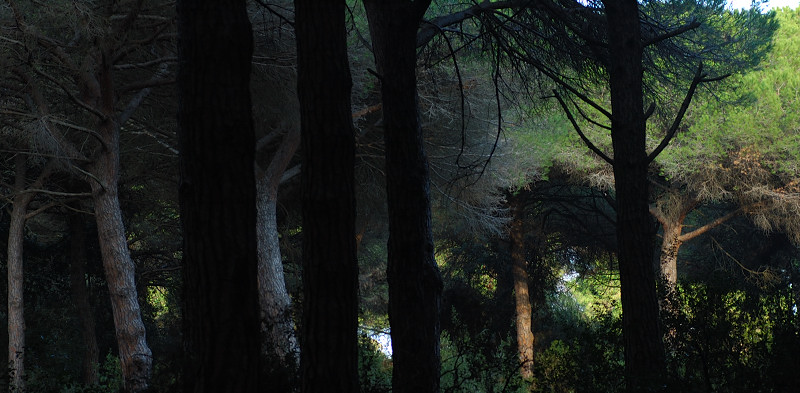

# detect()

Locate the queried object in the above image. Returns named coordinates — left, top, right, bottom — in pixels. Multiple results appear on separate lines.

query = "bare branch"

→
left=31, top=67, right=106, bottom=120
left=417, top=0, right=524, bottom=48
left=679, top=206, right=743, bottom=242
left=647, top=63, right=726, bottom=163
left=553, top=90, right=613, bottom=165
left=113, top=56, right=178, bottom=70
left=643, top=17, right=700, bottom=47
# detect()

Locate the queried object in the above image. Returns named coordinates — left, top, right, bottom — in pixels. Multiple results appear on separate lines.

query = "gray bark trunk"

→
left=256, top=178, right=299, bottom=366
left=92, top=174, right=152, bottom=392
left=93, top=55, right=152, bottom=391
left=7, top=189, right=27, bottom=392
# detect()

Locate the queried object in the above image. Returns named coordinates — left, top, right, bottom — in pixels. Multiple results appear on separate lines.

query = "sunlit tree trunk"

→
left=364, top=1, right=443, bottom=392
left=659, top=222, right=682, bottom=289
left=295, top=1, right=359, bottom=391
left=510, top=196, right=534, bottom=380
left=177, top=0, right=262, bottom=391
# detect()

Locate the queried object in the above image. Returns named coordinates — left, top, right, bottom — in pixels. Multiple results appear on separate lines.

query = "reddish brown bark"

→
left=510, top=197, right=534, bottom=380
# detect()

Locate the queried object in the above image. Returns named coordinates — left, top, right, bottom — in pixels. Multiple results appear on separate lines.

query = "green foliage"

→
left=358, top=334, right=392, bottom=393
left=23, top=353, right=122, bottom=393
left=663, top=280, right=800, bottom=392
left=440, top=324, right=524, bottom=393
left=533, top=289, right=624, bottom=393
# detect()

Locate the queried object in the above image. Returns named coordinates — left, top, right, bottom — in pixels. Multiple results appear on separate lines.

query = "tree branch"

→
left=647, top=63, right=727, bottom=163
left=679, top=206, right=743, bottom=242
left=552, top=90, right=613, bottom=165
left=416, top=0, right=524, bottom=48
left=643, top=17, right=700, bottom=47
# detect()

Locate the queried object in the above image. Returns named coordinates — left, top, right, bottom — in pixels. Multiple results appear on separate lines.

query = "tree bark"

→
left=7, top=155, right=30, bottom=392
left=364, top=2, right=443, bottom=392
left=510, top=196, right=534, bottom=381
left=92, top=48, right=152, bottom=393
left=604, top=0, right=666, bottom=390
left=659, top=222, right=682, bottom=289
left=295, top=1, right=359, bottom=392
left=69, top=210, right=100, bottom=386
left=255, top=126, right=300, bottom=369
left=177, top=0, right=262, bottom=391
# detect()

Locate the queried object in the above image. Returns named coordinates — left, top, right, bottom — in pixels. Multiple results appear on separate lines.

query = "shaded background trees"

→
left=0, top=1, right=798, bottom=393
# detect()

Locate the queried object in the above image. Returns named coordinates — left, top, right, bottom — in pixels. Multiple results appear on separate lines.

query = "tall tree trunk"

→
left=364, top=2, right=443, bottom=392
left=295, top=1, right=359, bottom=392
left=7, top=156, right=52, bottom=392
left=177, top=0, right=262, bottom=391
left=7, top=155, right=30, bottom=393
left=510, top=196, right=534, bottom=381
left=605, top=1, right=666, bottom=390
left=92, top=50, right=152, bottom=393
left=69, top=210, right=100, bottom=386
left=256, top=126, right=300, bottom=369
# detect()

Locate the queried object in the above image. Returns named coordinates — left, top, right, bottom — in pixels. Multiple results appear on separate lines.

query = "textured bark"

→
left=510, top=197, right=534, bottom=380
left=69, top=210, right=100, bottom=386
left=7, top=155, right=53, bottom=392
left=177, top=0, right=262, bottom=391
left=256, top=126, right=300, bottom=368
left=659, top=223, right=682, bottom=289
left=7, top=155, right=29, bottom=392
left=605, top=1, right=666, bottom=390
left=92, top=49, right=152, bottom=393
left=364, top=2, right=443, bottom=392
left=295, top=1, right=359, bottom=391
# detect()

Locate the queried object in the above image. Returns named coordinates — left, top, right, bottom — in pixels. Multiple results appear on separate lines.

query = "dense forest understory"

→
left=1, top=0, right=799, bottom=392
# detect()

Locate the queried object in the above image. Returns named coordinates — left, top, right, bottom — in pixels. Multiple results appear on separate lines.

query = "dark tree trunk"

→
left=69, top=210, right=100, bottom=386
left=364, top=2, right=443, bottom=392
left=177, top=0, right=261, bottom=391
left=7, top=155, right=30, bottom=392
left=510, top=196, right=534, bottom=381
left=605, top=1, right=666, bottom=390
left=295, top=1, right=359, bottom=392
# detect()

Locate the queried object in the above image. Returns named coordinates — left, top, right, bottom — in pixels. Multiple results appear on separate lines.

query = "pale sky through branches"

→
left=728, top=0, right=799, bottom=10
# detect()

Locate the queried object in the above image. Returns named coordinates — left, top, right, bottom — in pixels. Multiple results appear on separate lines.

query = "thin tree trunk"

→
left=7, top=155, right=29, bottom=393
left=659, top=223, right=682, bottom=291
left=510, top=197, right=534, bottom=381
left=177, top=0, right=262, bottom=391
left=256, top=125, right=301, bottom=369
left=364, top=2, right=443, bottom=392
left=92, top=50, right=152, bottom=393
left=69, top=210, right=100, bottom=386
left=605, top=1, right=666, bottom=390
left=295, top=1, right=359, bottom=391
left=7, top=155, right=52, bottom=392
